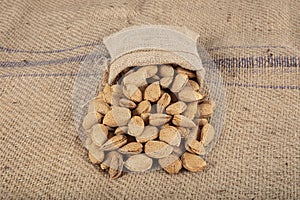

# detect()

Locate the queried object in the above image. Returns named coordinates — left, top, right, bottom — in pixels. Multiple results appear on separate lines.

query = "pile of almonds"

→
left=82, top=64, right=215, bottom=179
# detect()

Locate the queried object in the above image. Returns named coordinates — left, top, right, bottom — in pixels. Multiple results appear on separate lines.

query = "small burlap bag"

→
left=73, top=25, right=226, bottom=159
left=0, top=0, right=299, bottom=199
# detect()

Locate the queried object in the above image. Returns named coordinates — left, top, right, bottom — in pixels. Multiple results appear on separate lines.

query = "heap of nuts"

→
left=82, top=64, right=215, bottom=179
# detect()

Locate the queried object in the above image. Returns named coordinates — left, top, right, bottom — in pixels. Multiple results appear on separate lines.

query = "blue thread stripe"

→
left=0, top=44, right=297, bottom=54
left=0, top=55, right=299, bottom=68
left=0, top=72, right=298, bottom=90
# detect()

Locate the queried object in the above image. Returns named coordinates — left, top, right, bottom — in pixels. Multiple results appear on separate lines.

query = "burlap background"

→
left=0, top=0, right=299, bottom=199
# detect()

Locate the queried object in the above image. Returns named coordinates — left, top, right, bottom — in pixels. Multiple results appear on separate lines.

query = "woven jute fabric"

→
left=0, top=0, right=299, bottom=199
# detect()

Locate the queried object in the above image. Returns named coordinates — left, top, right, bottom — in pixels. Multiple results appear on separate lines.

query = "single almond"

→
left=151, top=75, right=160, bottom=81
left=172, top=115, right=196, bottom=128
left=82, top=112, right=103, bottom=130
left=149, top=114, right=172, bottom=126
left=88, top=99, right=111, bottom=115
left=176, top=67, right=196, bottom=78
left=123, top=84, right=143, bottom=102
left=156, top=93, right=171, bottom=113
left=118, top=142, right=143, bottom=155
left=173, top=145, right=185, bottom=156
left=158, top=153, right=182, bottom=174
left=100, top=135, right=127, bottom=151
left=133, top=100, right=151, bottom=115
left=187, top=80, right=200, bottom=91
left=186, top=139, right=206, bottom=155
left=91, top=124, right=108, bottom=146
left=177, top=127, right=191, bottom=138
left=95, top=92, right=105, bottom=102
left=145, top=140, right=173, bottom=159
left=178, top=87, right=204, bottom=102
left=200, top=123, right=215, bottom=146
left=123, top=71, right=147, bottom=87
left=159, top=125, right=181, bottom=147
left=158, top=64, right=174, bottom=77
left=181, top=152, right=206, bottom=172
left=114, top=126, right=128, bottom=135
left=198, top=102, right=214, bottom=118
left=140, top=112, right=150, bottom=124
left=108, top=151, right=123, bottom=179
left=160, top=76, right=173, bottom=88
left=166, top=101, right=187, bottom=115
left=103, top=107, right=131, bottom=127
left=128, top=116, right=144, bottom=137
left=137, top=65, right=158, bottom=78
left=136, top=126, right=159, bottom=143
left=119, top=98, right=136, bottom=109
left=170, top=74, right=188, bottom=93
left=88, top=150, right=104, bottom=164
left=103, top=84, right=124, bottom=105
left=193, top=118, right=208, bottom=126
left=183, top=101, right=198, bottom=119
left=144, top=81, right=161, bottom=102
left=124, top=154, right=153, bottom=172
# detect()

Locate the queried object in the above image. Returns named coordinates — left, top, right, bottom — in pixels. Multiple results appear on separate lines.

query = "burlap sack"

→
left=0, top=0, right=299, bottom=199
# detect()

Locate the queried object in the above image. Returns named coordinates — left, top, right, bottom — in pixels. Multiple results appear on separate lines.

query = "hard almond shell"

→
left=159, top=126, right=181, bottom=147
left=186, top=139, right=206, bottom=155
left=118, top=142, right=143, bottom=155
left=140, top=112, right=150, bottom=124
left=136, top=126, right=159, bottom=143
left=137, top=65, right=158, bottom=78
left=91, top=124, right=108, bottom=146
left=123, top=84, right=143, bottom=102
left=123, top=71, right=148, bottom=87
left=144, top=141, right=173, bottom=159
left=172, top=115, right=196, bottom=128
left=158, top=64, right=174, bottom=77
left=181, top=152, right=206, bottom=172
left=144, top=81, right=161, bottom=102
left=178, top=88, right=205, bottom=102
left=166, top=101, right=187, bottom=115
left=114, top=126, right=128, bottom=135
left=172, top=145, right=185, bottom=156
left=82, top=112, right=103, bottom=130
left=119, top=98, right=136, bottom=109
left=177, top=127, right=191, bottom=138
left=88, top=99, right=111, bottom=115
left=103, top=107, right=131, bottom=127
left=176, top=67, right=196, bottom=78
left=156, top=93, right=171, bottom=113
left=183, top=101, right=198, bottom=119
left=149, top=114, right=172, bottom=126
left=124, top=154, right=153, bottom=172
left=128, top=116, right=144, bottom=137
left=103, top=84, right=124, bottom=105
left=187, top=80, right=200, bottom=91
left=160, top=76, right=173, bottom=88
left=170, top=74, right=188, bottom=93
left=158, top=153, right=182, bottom=174
left=88, top=150, right=105, bottom=164
left=201, top=123, right=215, bottom=146
left=133, top=100, right=151, bottom=115
left=198, top=103, right=214, bottom=118
left=108, top=151, right=123, bottom=179
left=193, top=118, right=208, bottom=126
left=100, top=135, right=127, bottom=151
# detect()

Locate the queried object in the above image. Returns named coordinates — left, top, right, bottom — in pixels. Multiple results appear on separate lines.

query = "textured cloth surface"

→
left=0, top=0, right=299, bottom=199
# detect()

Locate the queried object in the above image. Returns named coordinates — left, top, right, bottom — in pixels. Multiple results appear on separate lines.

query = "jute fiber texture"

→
left=0, top=0, right=299, bottom=199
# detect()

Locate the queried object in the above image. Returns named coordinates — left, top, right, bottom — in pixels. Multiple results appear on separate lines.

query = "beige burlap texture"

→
left=0, top=0, right=299, bottom=199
